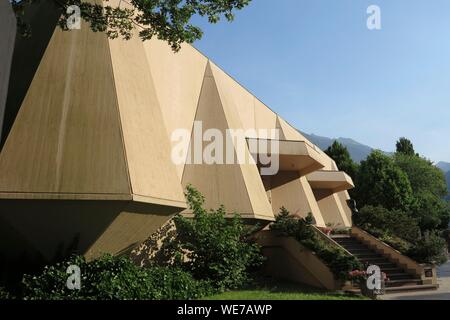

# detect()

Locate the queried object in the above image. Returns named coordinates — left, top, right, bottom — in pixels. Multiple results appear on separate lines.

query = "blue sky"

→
left=191, top=0, right=450, bottom=163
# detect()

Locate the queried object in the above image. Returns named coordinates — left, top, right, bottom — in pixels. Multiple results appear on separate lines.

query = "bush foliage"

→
left=0, top=287, right=11, bottom=300
left=353, top=205, right=420, bottom=243
left=407, top=232, right=448, bottom=265
left=20, top=255, right=214, bottom=300
left=165, top=185, right=265, bottom=290
left=354, top=206, right=448, bottom=264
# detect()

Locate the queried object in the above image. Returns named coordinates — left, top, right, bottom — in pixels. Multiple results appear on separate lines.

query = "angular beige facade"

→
left=0, top=1, right=354, bottom=274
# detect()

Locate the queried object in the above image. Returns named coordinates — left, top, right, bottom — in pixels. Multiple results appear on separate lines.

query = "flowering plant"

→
left=348, top=269, right=389, bottom=283
left=348, top=270, right=367, bottom=283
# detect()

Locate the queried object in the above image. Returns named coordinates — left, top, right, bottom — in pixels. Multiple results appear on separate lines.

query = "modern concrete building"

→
left=0, top=0, right=350, bottom=273
left=0, top=0, right=353, bottom=266
left=0, top=0, right=435, bottom=292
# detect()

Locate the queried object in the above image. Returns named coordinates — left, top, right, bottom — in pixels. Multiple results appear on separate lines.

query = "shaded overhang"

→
left=306, top=170, right=354, bottom=200
left=247, top=138, right=326, bottom=176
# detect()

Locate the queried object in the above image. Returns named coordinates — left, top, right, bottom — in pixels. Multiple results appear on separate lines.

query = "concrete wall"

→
left=257, top=231, right=343, bottom=290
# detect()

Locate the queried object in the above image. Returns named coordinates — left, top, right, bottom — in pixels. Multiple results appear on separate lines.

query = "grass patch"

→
left=202, top=279, right=367, bottom=300
left=203, top=290, right=365, bottom=300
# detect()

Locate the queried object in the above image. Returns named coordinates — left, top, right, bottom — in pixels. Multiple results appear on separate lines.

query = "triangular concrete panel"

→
left=317, top=193, right=351, bottom=228
left=182, top=63, right=274, bottom=220
left=270, top=172, right=326, bottom=227
left=277, top=116, right=305, bottom=141
left=254, top=99, right=277, bottom=132
left=209, top=62, right=274, bottom=220
left=143, top=39, right=208, bottom=180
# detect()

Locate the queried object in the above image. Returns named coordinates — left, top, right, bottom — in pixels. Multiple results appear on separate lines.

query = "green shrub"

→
left=21, top=254, right=214, bottom=300
left=411, top=191, right=450, bottom=232
left=353, top=205, right=420, bottom=243
left=407, top=232, right=448, bottom=265
left=354, top=205, right=448, bottom=265
left=270, top=208, right=362, bottom=280
left=0, top=287, right=11, bottom=300
left=378, top=234, right=412, bottom=253
left=164, top=185, right=265, bottom=290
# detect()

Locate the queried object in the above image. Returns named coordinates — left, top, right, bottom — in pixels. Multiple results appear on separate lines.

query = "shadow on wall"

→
left=0, top=199, right=178, bottom=288
left=0, top=200, right=119, bottom=288
left=1, top=0, right=61, bottom=148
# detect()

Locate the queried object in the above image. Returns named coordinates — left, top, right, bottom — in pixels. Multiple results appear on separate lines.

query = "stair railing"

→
left=311, top=224, right=353, bottom=256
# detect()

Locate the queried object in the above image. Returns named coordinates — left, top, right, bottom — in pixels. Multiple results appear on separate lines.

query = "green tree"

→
left=168, top=185, right=264, bottom=290
left=394, top=153, right=447, bottom=197
left=412, top=192, right=450, bottom=232
left=396, top=137, right=416, bottom=156
left=12, top=0, right=251, bottom=51
left=325, top=141, right=358, bottom=179
left=353, top=205, right=421, bottom=243
left=355, top=151, right=414, bottom=211
left=394, top=153, right=450, bottom=232
left=407, top=231, right=448, bottom=265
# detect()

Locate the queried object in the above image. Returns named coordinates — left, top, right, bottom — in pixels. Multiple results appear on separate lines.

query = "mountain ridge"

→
left=302, top=132, right=382, bottom=163
left=437, top=162, right=450, bottom=173
left=303, top=132, right=450, bottom=200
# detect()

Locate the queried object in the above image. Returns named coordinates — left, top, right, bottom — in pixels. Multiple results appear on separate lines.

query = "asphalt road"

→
left=382, top=261, right=450, bottom=300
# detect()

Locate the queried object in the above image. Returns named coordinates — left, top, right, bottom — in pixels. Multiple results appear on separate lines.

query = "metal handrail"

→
left=311, top=224, right=354, bottom=256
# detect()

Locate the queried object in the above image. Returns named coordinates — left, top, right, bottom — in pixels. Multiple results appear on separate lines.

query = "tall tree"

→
left=325, top=141, right=358, bottom=180
left=355, top=151, right=414, bottom=212
left=12, top=0, right=252, bottom=51
left=395, top=153, right=450, bottom=231
left=396, top=137, right=416, bottom=156
left=394, top=154, right=447, bottom=198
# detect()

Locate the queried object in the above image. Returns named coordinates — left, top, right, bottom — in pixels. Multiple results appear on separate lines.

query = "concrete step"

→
left=382, top=267, right=406, bottom=273
left=347, top=248, right=374, bottom=254
left=370, top=262, right=398, bottom=268
left=386, top=273, right=417, bottom=280
left=331, top=235, right=351, bottom=239
left=359, top=257, right=391, bottom=263
left=343, top=244, right=370, bottom=250
left=385, top=279, right=422, bottom=287
left=385, top=284, right=439, bottom=294
left=332, top=236, right=439, bottom=296
left=354, top=253, right=382, bottom=259
left=334, top=239, right=361, bottom=244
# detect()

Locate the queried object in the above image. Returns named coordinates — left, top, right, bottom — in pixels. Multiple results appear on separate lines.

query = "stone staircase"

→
left=332, top=235, right=438, bottom=293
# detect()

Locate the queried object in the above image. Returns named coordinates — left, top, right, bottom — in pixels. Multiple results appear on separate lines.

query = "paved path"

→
left=381, top=261, right=450, bottom=300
